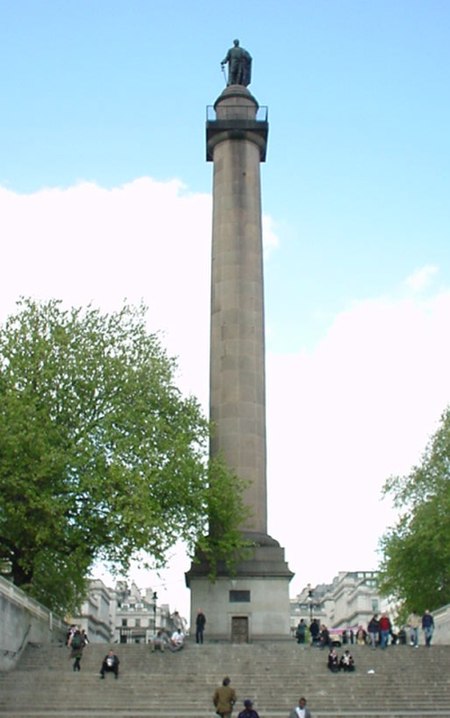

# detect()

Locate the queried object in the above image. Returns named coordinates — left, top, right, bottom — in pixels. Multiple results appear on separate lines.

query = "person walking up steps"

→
left=69, top=629, right=85, bottom=672
left=213, top=676, right=236, bottom=718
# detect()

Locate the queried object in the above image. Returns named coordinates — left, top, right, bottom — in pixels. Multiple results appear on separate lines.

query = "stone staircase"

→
left=1, top=640, right=450, bottom=717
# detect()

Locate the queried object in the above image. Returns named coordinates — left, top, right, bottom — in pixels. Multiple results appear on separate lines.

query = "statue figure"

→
left=221, top=39, right=252, bottom=87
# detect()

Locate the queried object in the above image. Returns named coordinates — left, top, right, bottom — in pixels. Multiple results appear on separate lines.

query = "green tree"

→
left=0, top=299, right=247, bottom=614
left=379, top=407, right=450, bottom=613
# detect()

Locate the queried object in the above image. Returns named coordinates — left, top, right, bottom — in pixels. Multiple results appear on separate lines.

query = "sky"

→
left=1, top=0, right=450, bottom=621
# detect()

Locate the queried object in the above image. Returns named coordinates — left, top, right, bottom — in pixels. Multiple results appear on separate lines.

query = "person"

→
left=379, top=612, right=391, bottom=649
left=170, top=610, right=186, bottom=632
left=339, top=649, right=355, bottom=672
left=319, top=624, right=330, bottom=649
left=169, top=627, right=185, bottom=652
left=238, top=699, right=260, bottom=718
left=150, top=629, right=168, bottom=653
left=196, top=609, right=206, bottom=644
left=69, top=629, right=86, bottom=672
left=408, top=612, right=420, bottom=647
left=66, top=624, right=77, bottom=646
left=295, top=619, right=306, bottom=644
left=213, top=676, right=236, bottom=718
left=288, top=696, right=312, bottom=718
left=309, top=618, right=320, bottom=646
left=221, top=39, right=252, bottom=87
left=355, top=626, right=367, bottom=645
left=367, top=614, right=379, bottom=648
left=422, top=609, right=434, bottom=647
left=327, top=647, right=339, bottom=673
left=100, top=649, right=120, bottom=679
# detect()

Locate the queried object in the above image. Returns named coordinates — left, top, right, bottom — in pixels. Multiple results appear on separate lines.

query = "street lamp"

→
left=307, top=584, right=314, bottom=622
left=152, top=592, right=158, bottom=632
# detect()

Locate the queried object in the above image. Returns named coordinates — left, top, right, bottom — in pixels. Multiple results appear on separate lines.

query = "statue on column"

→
left=221, top=39, right=252, bottom=87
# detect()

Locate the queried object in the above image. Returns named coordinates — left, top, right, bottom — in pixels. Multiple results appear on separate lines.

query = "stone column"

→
left=186, top=85, right=292, bottom=641
left=208, top=85, right=268, bottom=537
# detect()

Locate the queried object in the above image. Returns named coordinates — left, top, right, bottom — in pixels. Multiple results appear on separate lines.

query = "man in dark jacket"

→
left=100, top=650, right=120, bottom=679
left=238, top=699, right=260, bottom=718
left=196, top=609, right=206, bottom=644
left=422, top=610, right=435, bottom=647
left=368, top=615, right=379, bottom=648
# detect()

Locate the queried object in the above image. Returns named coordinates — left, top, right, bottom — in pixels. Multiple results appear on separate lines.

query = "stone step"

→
left=1, top=642, right=449, bottom=717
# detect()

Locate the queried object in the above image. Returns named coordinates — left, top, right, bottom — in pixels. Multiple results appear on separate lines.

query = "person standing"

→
left=196, top=609, right=206, bottom=644
left=289, top=696, right=312, bottom=718
left=407, top=613, right=420, bottom=647
left=309, top=618, right=320, bottom=646
left=367, top=615, right=379, bottom=649
left=379, top=612, right=391, bottom=649
left=422, top=610, right=435, bottom=647
left=213, top=676, right=236, bottom=718
left=295, top=619, right=306, bottom=644
left=238, top=699, right=260, bottom=718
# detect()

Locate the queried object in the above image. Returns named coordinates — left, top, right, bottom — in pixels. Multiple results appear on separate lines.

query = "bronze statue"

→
left=221, top=39, right=252, bottom=87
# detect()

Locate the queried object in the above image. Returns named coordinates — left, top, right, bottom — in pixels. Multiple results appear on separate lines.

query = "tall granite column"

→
left=186, top=85, right=293, bottom=641
left=209, top=85, right=268, bottom=541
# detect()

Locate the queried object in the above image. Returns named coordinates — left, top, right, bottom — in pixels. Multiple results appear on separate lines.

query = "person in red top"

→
left=379, top=613, right=391, bottom=649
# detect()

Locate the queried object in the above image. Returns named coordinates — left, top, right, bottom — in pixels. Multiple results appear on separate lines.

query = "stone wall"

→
left=433, top=603, right=450, bottom=644
left=0, top=576, right=66, bottom=671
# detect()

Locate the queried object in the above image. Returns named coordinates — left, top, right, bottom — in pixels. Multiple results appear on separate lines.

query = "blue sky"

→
left=2, top=1, right=450, bottom=617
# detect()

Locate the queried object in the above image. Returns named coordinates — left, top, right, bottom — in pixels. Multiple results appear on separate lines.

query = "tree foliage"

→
left=378, top=407, right=450, bottom=613
left=0, top=299, right=247, bottom=614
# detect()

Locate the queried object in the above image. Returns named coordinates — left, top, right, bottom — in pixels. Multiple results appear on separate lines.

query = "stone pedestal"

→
left=186, top=86, right=292, bottom=640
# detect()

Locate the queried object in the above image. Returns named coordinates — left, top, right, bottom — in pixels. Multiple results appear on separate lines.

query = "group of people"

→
left=149, top=608, right=206, bottom=652
left=327, top=648, right=355, bottom=673
left=296, top=609, right=435, bottom=651
left=366, top=610, right=435, bottom=648
left=213, top=677, right=312, bottom=718
left=149, top=627, right=185, bottom=652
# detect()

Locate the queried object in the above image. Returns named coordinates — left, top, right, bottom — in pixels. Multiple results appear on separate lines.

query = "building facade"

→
left=290, top=571, right=390, bottom=636
left=73, top=579, right=176, bottom=643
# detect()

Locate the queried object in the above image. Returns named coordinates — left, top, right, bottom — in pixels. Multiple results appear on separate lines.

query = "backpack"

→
left=71, top=634, right=82, bottom=649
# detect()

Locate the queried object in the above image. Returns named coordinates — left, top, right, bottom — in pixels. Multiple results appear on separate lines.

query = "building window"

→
left=229, top=590, right=250, bottom=602
left=122, top=619, right=127, bottom=627
left=372, top=599, right=379, bottom=612
left=135, top=618, right=141, bottom=627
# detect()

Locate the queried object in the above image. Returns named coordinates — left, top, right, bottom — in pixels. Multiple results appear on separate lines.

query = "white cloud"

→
left=404, top=264, right=438, bottom=292
left=267, top=282, right=450, bottom=595
left=0, top=178, right=212, bottom=403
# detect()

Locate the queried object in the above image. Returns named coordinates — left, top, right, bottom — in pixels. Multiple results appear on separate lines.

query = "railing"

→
left=206, top=105, right=268, bottom=122
left=0, top=575, right=64, bottom=629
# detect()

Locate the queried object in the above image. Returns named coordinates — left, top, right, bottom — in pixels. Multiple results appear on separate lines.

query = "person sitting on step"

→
left=169, top=627, right=185, bottom=652
left=339, top=649, right=355, bottom=672
left=327, top=647, right=339, bottom=672
left=100, top=649, right=120, bottom=679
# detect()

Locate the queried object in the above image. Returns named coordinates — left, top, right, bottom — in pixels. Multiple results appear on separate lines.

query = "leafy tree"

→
left=0, top=299, right=247, bottom=614
left=379, top=407, right=450, bottom=613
